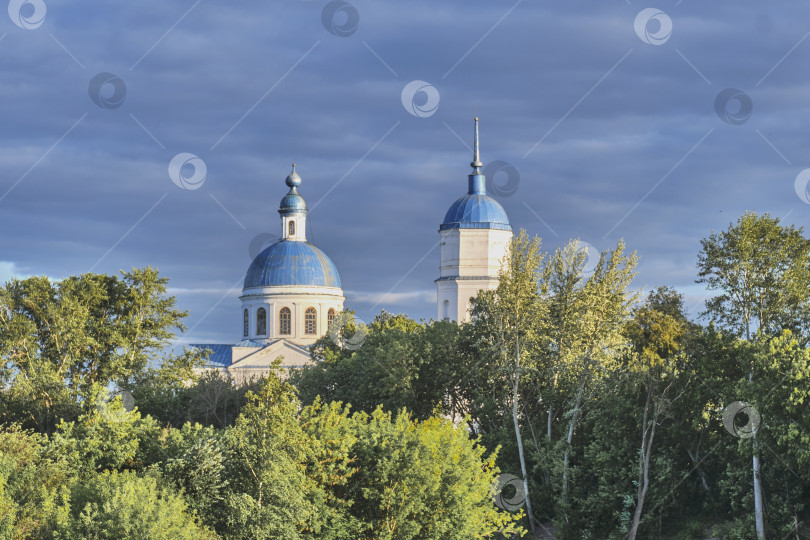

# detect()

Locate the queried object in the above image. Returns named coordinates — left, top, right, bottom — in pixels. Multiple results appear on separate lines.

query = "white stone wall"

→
left=240, top=286, right=344, bottom=346
left=281, top=213, right=307, bottom=241
left=437, top=227, right=512, bottom=321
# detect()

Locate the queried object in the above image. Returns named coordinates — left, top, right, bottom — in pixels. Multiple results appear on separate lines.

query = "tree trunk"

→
left=748, top=372, right=765, bottom=539
left=511, top=338, right=536, bottom=537
left=512, top=374, right=536, bottom=536
left=561, top=379, right=586, bottom=508
left=753, top=441, right=765, bottom=539
left=628, top=385, right=657, bottom=540
left=687, top=449, right=712, bottom=497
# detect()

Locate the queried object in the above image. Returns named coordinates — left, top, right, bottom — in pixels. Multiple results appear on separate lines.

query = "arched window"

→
left=305, top=307, right=317, bottom=335
left=442, top=299, right=450, bottom=320
left=243, top=309, right=249, bottom=337
left=288, top=220, right=295, bottom=236
left=327, top=308, right=336, bottom=329
left=256, top=308, right=267, bottom=335
left=279, top=307, right=291, bottom=335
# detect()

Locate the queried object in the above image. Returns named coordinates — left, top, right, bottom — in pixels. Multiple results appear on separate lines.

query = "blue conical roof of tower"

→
left=440, top=118, right=511, bottom=231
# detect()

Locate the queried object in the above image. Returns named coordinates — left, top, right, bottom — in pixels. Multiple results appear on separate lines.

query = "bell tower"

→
left=436, top=118, right=513, bottom=322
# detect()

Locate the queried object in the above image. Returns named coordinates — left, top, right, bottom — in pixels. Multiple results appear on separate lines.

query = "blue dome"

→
left=279, top=191, right=306, bottom=212
left=244, top=241, right=341, bottom=288
left=440, top=193, right=511, bottom=231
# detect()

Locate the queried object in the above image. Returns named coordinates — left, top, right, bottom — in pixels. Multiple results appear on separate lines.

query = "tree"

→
left=300, top=402, right=524, bottom=539
left=0, top=268, right=199, bottom=433
left=697, top=211, right=810, bottom=340
left=298, top=399, right=362, bottom=539
left=0, top=425, right=73, bottom=538
left=292, top=312, right=462, bottom=421
left=468, top=229, right=545, bottom=536
left=543, top=239, right=638, bottom=522
left=623, top=287, right=691, bottom=539
left=697, top=211, right=810, bottom=538
left=59, top=470, right=213, bottom=539
left=158, top=422, right=230, bottom=532
left=132, top=365, right=257, bottom=429
left=49, top=385, right=161, bottom=476
left=742, top=331, right=810, bottom=538
left=223, top=360, right=313, bottom=539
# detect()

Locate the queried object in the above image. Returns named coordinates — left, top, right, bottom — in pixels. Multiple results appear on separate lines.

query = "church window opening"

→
left=288, top=220, right=295, bottom=236
left=305, top=307, right=317, bottom=335
left=279, top=307, right=291, bottom=335
left=243, top=309, right=249, bottom=337
left=327, top=308, right=336, bottom=329
left=256, top=308, right=267, bottom=335
left=442, top=299, right=450, bottom=320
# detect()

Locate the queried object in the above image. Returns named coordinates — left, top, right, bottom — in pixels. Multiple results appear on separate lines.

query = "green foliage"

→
left=58, top=470, right=212, bottom=539
left=299, top=401, right=524, bottom=539
left=159, top=423, right=230, bottom=531
left=0, top=268, right=195, bottom=433
left=697, top=211, right=810, bottom=340
left=299, top=399, right=362, bottom=539
left=0, top=425, right=73, bottom=538
left=49, top=386, right=158, bottom=475
left=222, top=360, right=313, bottom=539
left=292, top=311, right=463, bottom=420
left=133, top=362, right=256, bottom=429
left=1, top=215, right=810, bottom=538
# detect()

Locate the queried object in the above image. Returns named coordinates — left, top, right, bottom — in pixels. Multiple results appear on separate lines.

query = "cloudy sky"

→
left=2, top=0, right=809, bottom=345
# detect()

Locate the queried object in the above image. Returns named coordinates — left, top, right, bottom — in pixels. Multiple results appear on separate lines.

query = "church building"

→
left=194, top=118, right=510, bottom=381
left=193, top=165, right=344, bottom=383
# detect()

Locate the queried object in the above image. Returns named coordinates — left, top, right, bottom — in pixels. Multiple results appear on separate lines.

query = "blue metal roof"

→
left=244, top=240, right=342, bottom=289
left=235, top=339, right=265, bottom=348
left=440, top=170, right=511, bottom=231
left=441, top=193, right=511, bottom=231
left=192, top=344, right=233, bottom=367
left=279, top=190, right=306, bottom=213
left=191, top=340, right=315, bottom=369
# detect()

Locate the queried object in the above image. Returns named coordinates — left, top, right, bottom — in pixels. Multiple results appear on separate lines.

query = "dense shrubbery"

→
left=0, top=366, right=522, bottom=539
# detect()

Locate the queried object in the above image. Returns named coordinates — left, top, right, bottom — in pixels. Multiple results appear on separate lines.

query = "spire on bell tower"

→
left=470, top=116, right=483, bottom=173
left=468, top=117, right=486, bottom=195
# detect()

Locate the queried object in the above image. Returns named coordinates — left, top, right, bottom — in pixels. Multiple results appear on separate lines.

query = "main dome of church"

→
left=242, top=165, right=342, bottom=289
left=244, top=241, right=341, bottom=288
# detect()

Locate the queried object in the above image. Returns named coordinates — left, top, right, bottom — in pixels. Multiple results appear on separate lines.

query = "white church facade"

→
left=194, top=118, right=511, bottom=381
